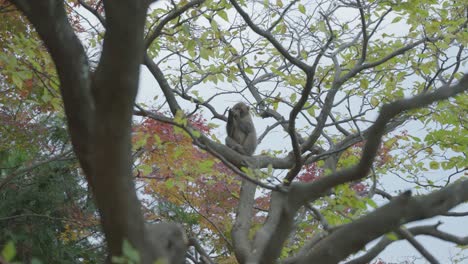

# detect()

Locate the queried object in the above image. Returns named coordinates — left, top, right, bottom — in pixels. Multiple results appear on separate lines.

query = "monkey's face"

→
left=231, top=102, right=249, bottom=118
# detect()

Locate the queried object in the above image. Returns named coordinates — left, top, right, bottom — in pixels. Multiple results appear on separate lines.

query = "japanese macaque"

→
left=225, top=102, right=257, bottom=156
left=146, top=223, right=188, bottom=264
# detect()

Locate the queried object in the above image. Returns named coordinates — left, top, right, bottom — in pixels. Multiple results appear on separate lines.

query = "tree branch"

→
left=395, top=228, right=439, bottom=264
left=294, top=74, right=468, bottom=203
left=188, top=238, right=215, bottom=264
left=345, top=222, right=468, bottom=264
left=296, top=179, right=468, bottom=263
left=229, top=0, right=310, bottom=72
left=231, top=180, right=256, bottom=263
left=144, top=54, right=182, bottom=115
left=144, top=0, right=204, bottom=48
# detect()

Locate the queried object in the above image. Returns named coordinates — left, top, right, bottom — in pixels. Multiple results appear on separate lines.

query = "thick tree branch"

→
left=231, top=180, right=256, bottom=263
left=296, top=179, right=468, bottom=264
left=282, top=232, right=327, bottom=264
left=248, top=190, right=297, bottom=264
left=89, top=0, right=154, bottom=259
left=144, top=54, right=182, bottom=115
left=8, top=1, right=169, bottom=262
left=74, top=0, right=167, bottom=262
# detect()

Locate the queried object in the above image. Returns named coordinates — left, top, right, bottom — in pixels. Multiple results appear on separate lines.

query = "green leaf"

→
left=367, top=199, right=378, bottom=209
left=218, top=10, right=229, bottom=22
left=1, top=241, right=16, bottom=261
left=360, top=78, right=369, bottom=89
left=134, top=136, right=148, bottom=149
left=370, top=96, right=379, bottom=107
left=267, top=163, right=273, bottom=175
left=31, top=258, right=43, bottom=264
left=187, top=39, right=196, bottom=54
left=12, top=74, right=23, bottom=88
left=122, top=240, right=140, bottom=263
left=173, top=147, right=184, bottom=159
left=298, top=4, right=306, bottom=14
left=153, top=134, right=161, bottom=145
left=198, top=160, right=214, bottom=173
left=290, top=93, right=297, bottom=103
left=210, top=19, right=219, bottom=32
left=138, top=164, right=153, bottom=176
left=192, top=130, right=201, bottom=138
left=244, top=67, right=254, bottom=75
left=273, top=100, right=279, bottom=111
left=429, top=161, right=440, bottom=170
left=174, top=110, right=187, bottom=126
left=42, top=88, right=51, bottom=103
left=307, top=106, right=315, bottom=117
left=165, top=179, right=175, bottom=188
left=386, top=232, right=399, bottom=241
left=200, top=47, right=210, bottom=60
left=391, top=16, right=402, bottom=23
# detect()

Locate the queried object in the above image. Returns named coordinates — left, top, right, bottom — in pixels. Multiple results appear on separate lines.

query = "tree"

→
left=0, top=153, right=104, bottom=263
left=2, top=0, right=467, bottom=263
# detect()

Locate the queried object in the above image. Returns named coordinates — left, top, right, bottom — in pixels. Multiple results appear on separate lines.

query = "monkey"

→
left=225, top=102, right=257, bottom=156
left=146, top=222, right=188, bottom=264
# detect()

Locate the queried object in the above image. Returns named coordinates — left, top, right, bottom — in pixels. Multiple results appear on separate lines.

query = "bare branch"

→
left=442, top=211, right=468, bottom=217
left=229, top=0, right=310, bottom=71
left=144, top=54, right=182, bottom=115
left=356, top=0, right=368, bottom=63
left=284, top=15, right=335, bottom=183
left=145, top=0, right=204, bottom=48
left=345, top=222, right=468, bottom=264
left=395, top=228, right=439, bottom=264
left=267, top=0, right=299, bottom=31
left=78, top=0, right=105, bottom=26
left=188, top=238, right=215, bottom=264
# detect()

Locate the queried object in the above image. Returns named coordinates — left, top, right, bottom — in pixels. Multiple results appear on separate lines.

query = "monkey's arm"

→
left=226, top=128, right=256, bottom=156
left=226, top=136, right=247, bottom=155
left=226, top=109, right=235, bottom=137
left=238, top=120, right=254, bottom=135
left=238, top=121, right=257, bottom=155
left=243, top=133, right=257, bottom=156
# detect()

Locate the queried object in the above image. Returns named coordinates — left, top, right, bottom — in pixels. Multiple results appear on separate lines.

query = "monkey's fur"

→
left=225, top=102, right=257, bottom=156
left=146, top=223, right=188, bottom=264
